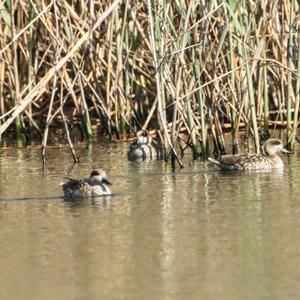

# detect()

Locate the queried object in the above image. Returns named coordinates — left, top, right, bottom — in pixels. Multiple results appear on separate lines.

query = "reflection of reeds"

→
left=0, top=1, right=300, bottom=164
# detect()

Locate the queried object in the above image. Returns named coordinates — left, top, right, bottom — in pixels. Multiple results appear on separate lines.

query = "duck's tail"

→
left=208, top=157, right=221, bottom=166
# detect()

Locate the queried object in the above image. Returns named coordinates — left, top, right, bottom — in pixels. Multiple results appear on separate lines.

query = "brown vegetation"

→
left=0, top=0, right=299, bottom=165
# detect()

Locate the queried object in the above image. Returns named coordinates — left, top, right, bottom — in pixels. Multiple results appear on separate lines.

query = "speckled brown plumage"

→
left=208, top=138, right=290, bottom=170
left=61, top=169, right=112, bottom=198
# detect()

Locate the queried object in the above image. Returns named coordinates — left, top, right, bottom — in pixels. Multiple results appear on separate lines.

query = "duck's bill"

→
left=281, top=147, right=292, bottom=154
left=103, top=178, right=112, bottom=185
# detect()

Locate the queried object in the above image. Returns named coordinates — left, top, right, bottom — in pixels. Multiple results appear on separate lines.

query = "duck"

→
left=135, top=129, right=153, bottom=145
left=60, top=169, right=112, bottom=198
left=208, top=138, right=290, bottom=170
left=127, top=129, right=165, bottom=161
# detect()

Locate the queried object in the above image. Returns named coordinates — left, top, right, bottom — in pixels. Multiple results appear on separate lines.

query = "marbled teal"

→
left=208, top=138, right=290, bottom=170
left=61, top=169, right=112, bottom=197
left=127, top=130, right=165, bottom=161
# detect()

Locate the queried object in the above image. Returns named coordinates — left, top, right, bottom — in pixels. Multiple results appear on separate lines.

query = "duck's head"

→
left=89, top=169, right=112, bottom=185
left=263, top=138, right=290, bottom=156
left=136, top=129, right=152, bottom=144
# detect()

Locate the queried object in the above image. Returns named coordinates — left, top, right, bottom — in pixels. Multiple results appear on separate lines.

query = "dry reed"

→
left=0, top=0, right=300, bottom=165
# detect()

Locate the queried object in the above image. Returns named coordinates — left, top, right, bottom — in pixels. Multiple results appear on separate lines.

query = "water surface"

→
left=1, top=142, right=300, bottom=300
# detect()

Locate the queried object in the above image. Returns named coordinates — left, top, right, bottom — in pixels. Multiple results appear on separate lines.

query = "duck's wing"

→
left=59, top=177, right=77, bottom=187
left=221, top=154, right=268, bottom=170
left=208, top=157, right=221, bottom=166
left=209, top=154, right=251, bottom=170
left=62, top=178, right=88, bottom=188
left=220, top=154, right=248, bottom=165
left=63, top=177, right=75, bottom=181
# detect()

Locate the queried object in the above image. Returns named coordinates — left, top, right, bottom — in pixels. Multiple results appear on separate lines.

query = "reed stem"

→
left=287, top=0, right=295, bottom=148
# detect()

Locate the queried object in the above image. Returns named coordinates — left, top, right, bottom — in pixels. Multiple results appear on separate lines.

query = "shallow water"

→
left=1, top=142, right=300, bottom=300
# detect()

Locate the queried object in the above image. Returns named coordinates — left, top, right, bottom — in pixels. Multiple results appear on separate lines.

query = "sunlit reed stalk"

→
left=291, top=17, right=300, bottom=150
left=240, top=4, right=260, bottom=153
left=26, top=2, right=34, bottom=139
left=124, top=0, right=131, bottom=130
left=11, top=1, right=22, bottom=146
left=192, top=54, right=208, bottom=158
left=287, top=0, right=294, bottom=149
left=106, top=14, right=114, bottom=139
left=0, top=53, right=4, bottom=143
left=114, top=5, right=122, bottom=137
left=227, top=21, right=238, bottom=154
left=155, top=0, right=168, bottom=146
left=60, top=79, right=78, bottom=163
left=41, top=72, right=57, bottom=164
left=184, top=0, right=198, bottom=158
left=261, top=1, right=269, bottom=135
left=79, top=77, right=93, bottom=141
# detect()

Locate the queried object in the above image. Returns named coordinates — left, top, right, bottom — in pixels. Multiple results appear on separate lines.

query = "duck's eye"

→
left=272, top=140, right=281, bottom=145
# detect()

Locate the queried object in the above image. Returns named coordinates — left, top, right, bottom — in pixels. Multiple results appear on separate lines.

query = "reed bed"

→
left=0, top=0, right=299, bottom=165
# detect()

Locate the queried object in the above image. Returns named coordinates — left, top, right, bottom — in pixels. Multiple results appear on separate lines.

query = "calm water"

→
left=1, top=141, right=300, bottom=300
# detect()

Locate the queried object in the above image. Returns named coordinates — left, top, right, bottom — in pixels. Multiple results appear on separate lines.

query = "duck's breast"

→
left=92, top=184, right=111, bottom=195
